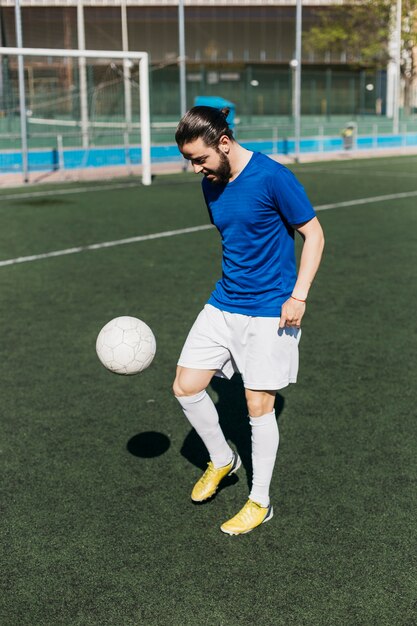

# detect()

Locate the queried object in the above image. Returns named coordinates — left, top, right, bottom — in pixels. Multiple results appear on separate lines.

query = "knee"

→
left=246, top=398, right=265, bottom=417
left=245, top=391, right=276, bottom=417
left=172, top=377, right=187, bottom=398
left=172, top=376, right=204, bottom=398
left=173, top=367, right=214, bottom=398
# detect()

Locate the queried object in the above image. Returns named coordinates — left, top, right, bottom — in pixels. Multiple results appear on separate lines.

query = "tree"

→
left=304, top=0, right=417, bottom=112
left=402, top=0, right=417, bottom=110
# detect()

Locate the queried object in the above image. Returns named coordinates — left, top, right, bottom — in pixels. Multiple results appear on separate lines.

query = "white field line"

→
left=0, top=225, right=214, bottom=267
left=302, top=167, right=417, bottom=179
left=315, top=189, right=417, bottom=211
left=0, top=189, right=416, bottom=268
left=0, top=181, right=144, bottom=203
left=0, top=178, right=197, bottom=204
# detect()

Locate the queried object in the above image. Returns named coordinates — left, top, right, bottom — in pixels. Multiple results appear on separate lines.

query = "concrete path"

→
left=1, top=145, right=417, bottom=189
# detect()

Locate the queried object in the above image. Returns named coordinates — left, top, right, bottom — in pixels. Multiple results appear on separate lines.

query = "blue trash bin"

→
left=194, top=96, right=235, bottom=129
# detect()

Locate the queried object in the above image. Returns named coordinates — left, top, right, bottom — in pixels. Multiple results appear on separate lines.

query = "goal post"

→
left=0, top=47, right=152, bottom=185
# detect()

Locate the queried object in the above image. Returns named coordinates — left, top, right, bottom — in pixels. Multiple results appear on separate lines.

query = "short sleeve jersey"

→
left=202, top=151, right=316, bottom=317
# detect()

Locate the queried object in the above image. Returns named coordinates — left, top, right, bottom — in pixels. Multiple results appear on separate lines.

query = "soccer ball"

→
left=96, top=316, right=156, bottom=375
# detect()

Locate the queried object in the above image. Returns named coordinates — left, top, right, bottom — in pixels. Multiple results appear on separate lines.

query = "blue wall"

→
left=1, top=133, right=417, bottom=174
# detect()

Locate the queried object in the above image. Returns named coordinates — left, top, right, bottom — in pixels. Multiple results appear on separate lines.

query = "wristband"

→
left=290, top=295, right=306, bottom=303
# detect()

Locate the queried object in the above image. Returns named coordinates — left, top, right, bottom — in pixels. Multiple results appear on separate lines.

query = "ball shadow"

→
left=180, top=374, right=285, bottom=491
left=127, top=431, right=170, bottom=458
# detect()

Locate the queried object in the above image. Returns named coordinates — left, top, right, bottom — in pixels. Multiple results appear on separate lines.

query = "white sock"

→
left=249, top=410, right=279, bottom=507
left=176, top=390, right=233, bottom=468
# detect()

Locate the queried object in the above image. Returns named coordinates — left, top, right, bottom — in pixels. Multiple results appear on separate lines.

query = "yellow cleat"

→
left=191, top=451, right=241, bottom=502
left=220, top=499, right=273, bottom=535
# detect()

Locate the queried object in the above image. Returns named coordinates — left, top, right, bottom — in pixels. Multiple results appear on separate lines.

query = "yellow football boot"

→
left=220, top=499, right=273, bottom=535
left=191, top=451, right=241, bottom=502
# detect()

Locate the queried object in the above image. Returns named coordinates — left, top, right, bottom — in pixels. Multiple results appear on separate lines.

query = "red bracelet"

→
left=291, top=295, right=306, bottom=303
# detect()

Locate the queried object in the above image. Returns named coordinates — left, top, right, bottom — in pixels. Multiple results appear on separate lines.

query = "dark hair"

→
left=175, top=106, right=234, bottom=148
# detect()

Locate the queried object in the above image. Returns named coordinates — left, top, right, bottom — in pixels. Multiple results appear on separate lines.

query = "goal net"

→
left=0, top=47, right=151, bottom=185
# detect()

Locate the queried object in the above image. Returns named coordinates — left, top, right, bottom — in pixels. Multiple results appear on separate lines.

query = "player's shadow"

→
left=180, top=375, right=285, bottom=492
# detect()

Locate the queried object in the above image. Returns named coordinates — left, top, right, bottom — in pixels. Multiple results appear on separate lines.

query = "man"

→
left=173, top=106, right=324, bottom=535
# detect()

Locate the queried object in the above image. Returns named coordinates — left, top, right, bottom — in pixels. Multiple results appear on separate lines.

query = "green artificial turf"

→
left=0, top=156, right=416, bottom=625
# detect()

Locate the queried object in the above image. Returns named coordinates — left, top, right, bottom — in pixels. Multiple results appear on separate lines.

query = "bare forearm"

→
left=292, top=219, right=325, bottom=301
left=279, top=218, right=324, bottom=328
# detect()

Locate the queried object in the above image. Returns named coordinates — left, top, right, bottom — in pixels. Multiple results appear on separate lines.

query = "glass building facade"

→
left=0, top=2, right=386, bottom=119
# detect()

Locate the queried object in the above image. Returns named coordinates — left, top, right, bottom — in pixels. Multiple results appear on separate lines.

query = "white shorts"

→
left=178, top=304, right=301, bottom=390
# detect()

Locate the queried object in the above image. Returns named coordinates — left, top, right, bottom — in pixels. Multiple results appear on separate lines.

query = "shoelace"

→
left=199, top=462, right=217, bottom=485
left=235, top=502, right=261, bottom=524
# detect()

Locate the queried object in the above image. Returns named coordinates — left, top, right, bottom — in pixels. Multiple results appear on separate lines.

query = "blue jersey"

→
left=202, top=151, right=316, bottom=317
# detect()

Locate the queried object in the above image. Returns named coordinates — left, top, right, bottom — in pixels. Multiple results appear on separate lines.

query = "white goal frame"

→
left=0, top=47, right=152, bottom=186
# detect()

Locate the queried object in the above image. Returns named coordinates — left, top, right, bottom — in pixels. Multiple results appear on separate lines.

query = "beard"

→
left=205, top=150, right=231, bottom=184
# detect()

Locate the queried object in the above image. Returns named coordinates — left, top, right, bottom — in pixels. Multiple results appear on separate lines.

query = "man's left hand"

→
left=279, top=298, right=306, bottom=329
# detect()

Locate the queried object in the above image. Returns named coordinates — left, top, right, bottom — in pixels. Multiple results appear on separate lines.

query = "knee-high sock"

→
left=176, top=390, right=233, bottom=468
left=249, top=410, right=279, bottom=507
